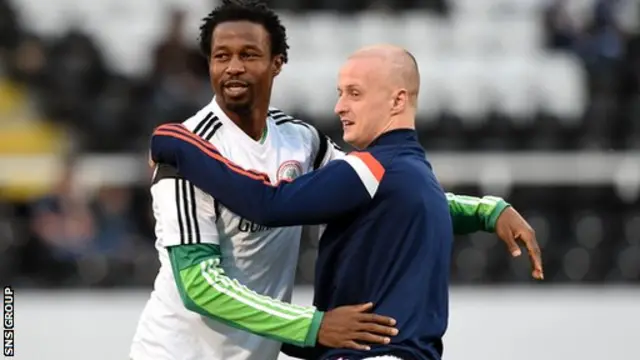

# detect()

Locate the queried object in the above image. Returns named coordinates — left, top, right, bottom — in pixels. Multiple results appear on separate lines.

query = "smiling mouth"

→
left=223, top=82, right=249, bottom=97
left=341, top=120, right=354, bottom=127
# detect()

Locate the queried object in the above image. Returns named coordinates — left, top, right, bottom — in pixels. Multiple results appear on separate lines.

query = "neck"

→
left=374, top=113, right=415, bottom=140
left=216, top=97, right=268, bottom=141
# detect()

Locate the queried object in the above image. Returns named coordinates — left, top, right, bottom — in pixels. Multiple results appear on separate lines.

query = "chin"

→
left=342, top=133, right=359, bottom=149
left=225, top=98, right=253, bottom=114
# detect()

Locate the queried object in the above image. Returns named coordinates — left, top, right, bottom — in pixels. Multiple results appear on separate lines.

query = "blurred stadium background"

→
left=0, top=0, right=639, bottom=358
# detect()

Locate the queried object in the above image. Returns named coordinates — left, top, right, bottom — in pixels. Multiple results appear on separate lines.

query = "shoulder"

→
left=268, top=107, right=320, bottom=143
left=181, top=109, right=223, bottom=142
left=268, top=107, right=326, bottom=164
left=268, top=107, right=344, bottom=164
left=350, top=147, right=431, bottom=189
left=346, top=146, right=401, bottom=173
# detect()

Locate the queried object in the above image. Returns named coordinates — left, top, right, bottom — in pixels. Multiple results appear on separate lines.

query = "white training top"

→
left=130, top=98, right=341, bottom=360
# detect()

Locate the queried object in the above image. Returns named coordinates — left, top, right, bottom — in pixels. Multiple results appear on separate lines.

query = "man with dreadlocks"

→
left=131, top=1, right=541, bottom=360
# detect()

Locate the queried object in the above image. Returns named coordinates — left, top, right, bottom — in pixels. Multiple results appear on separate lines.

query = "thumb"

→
left=352, top=302, right=374, bottom=312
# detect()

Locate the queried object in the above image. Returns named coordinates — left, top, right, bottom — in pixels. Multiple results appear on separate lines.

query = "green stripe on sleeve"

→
left=168, top=243, right=323, bottom=347
left=446, top=193, right=511, bottom=234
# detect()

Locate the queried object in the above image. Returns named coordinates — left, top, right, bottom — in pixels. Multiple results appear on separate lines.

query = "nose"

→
left=225, top=56, right=245, bottom=75
left=334, top=95, right=347, bottom=116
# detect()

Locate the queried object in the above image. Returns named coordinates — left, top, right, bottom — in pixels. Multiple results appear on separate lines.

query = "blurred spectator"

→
left=543, top=0, right=579, bottom=51
left=90, top=186, right=142, bottom=260
left=578, top=0, right=624, bottom=68
left=29, top=159, right=96, bottom=263
left=576, top=0, right=626, bottom=149
left=81, top=75, right=143, bottom=152
left=152, top=9, right=192, bottom=80
left=7, top=34, right=47, bottom=90
left=21, top=161, right=157, bottom=286
left=0, top=0, right=20, bottom=53
left=0, top=198, right=20, bottom=284
left=40, top=30, right=110, bottom=128
left=149, top=9, right=210, bottom=127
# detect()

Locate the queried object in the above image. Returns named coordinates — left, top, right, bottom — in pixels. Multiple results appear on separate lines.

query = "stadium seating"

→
left=11, top=0, right=613, bottom=119
left=1, top=0, right=639, bottom=287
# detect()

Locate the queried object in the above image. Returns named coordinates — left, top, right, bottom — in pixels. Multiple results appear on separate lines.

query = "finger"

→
left=352, top=332, right=391, bottom=345
left=501, top=231, right=521, bottom=257
left=148, top=151, right=155, bottom=167
left=359, top=323, right=399, bottom=337
left=342, top=340, right=371, bottom=351
left=507, top=240, right=521, bottom=257
left=358, top=313, right=397, bottom=326
left=350, top=302, right=374, bottom=312
left=519, top=232, right=543, bottom=279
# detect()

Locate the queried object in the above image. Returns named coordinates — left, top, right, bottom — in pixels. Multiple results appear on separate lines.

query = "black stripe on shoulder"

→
left=152, top=164, right=182, bottom=185
left=204, top=117, right=222, bottom=141
left=313, top=128, right=329, bottom=170
left=193, top=112, right=215, bottom=136
left=193, top=112, right=223, bottom=141
left=269, top=109, right=313, bottom=129
left=268, top=109, right=287, bottom=120
left=276, top=119, right=310, bottom=129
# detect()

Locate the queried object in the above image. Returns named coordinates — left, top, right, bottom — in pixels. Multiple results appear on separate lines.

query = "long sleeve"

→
left=151, top=124, right=326, bottom=347
left=311, top=130, right=511, bottom=236
left=169, top=243, right=323, bottom=347
left=446, top=193, right=511, bottom=235
left=151, top=168, right=323, bottom=347
left=151, top=124, right=383, bottom=227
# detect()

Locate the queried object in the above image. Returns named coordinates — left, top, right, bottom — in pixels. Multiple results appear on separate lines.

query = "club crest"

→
left=277, top=160, right=303, bottom=181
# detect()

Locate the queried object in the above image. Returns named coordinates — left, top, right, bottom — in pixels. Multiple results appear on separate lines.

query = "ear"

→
left=272, top=55, right=284, bottom=77
left=390, top=89, right=408, bottom=116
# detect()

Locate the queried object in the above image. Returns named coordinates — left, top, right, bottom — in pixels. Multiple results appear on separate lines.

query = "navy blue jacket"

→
left=151, top=125, right=453, bottom=360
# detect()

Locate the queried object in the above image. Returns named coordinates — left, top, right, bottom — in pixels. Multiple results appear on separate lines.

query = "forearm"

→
left=169, top=244, right=323, bottom=347
left=447, top=193, right=511, bottom=234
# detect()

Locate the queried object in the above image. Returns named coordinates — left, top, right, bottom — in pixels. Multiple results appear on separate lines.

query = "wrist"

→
left=304, top=310, right=324, bottom=347
left=486, top=200, right=511, bottom=232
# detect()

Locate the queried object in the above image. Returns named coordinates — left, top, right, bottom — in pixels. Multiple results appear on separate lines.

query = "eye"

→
left=241, top=51, right=260, bottom=59
left=213, top=53, right=229, bottom=61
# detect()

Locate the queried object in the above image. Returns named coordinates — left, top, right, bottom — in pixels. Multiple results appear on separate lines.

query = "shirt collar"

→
left=367, top=129, right=419, bottom=148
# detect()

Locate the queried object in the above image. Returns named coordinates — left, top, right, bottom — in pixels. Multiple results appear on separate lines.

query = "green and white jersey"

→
left=130, top=99, right=330, bottom=360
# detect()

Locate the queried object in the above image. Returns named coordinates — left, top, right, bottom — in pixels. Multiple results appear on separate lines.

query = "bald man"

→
left=336, top=44, right=420, bottom=150
left=151, top=44, right=457, bottom=360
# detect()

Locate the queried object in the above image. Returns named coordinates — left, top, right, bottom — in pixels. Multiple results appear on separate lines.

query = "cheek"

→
left=354, top=104, right=374, bottom=124
left=249, top=62, right=273, bottom=81
left=209, top=64, right=223, bottom=82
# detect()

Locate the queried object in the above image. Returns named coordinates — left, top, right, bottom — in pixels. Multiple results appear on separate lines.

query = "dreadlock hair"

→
left=198, top=0, right=289, bottom=64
